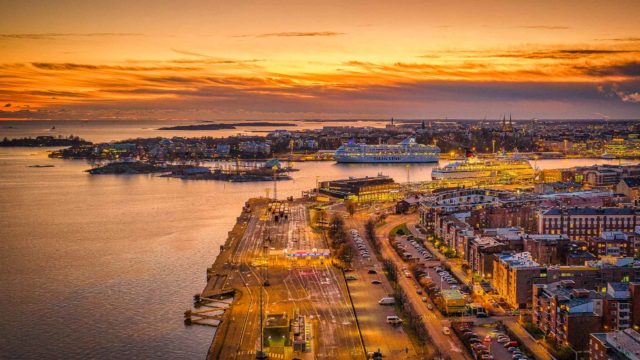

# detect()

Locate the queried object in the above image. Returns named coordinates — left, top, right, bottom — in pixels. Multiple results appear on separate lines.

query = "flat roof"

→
left=544, top=207, right=637, bottom=216
left=442, top=289, right=465, bottom=301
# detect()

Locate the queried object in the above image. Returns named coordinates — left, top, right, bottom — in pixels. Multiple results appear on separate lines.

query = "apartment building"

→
left=590, top=329, right=640, bottom=360
left=493, top=255, right=640, bottom=309
left=493, top=252, right=546, bottom=309
left=523, top=234, right=571, bottom=265
left=588, top=232, right=638, bottom=258
left=601, top=282, right=640, bottom=332
left=467, top=203, right=538, bottom=233
left=466, top=237, right=507, bottom=279
left=538, top=207, right=640, bottom=241
left=533, top=280, right=603, bottom=354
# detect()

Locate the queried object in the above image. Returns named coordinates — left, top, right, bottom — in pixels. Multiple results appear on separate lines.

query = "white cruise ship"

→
left=431, top=152, right=534, bottom=180
left=334, top=137, right=440, bottom=163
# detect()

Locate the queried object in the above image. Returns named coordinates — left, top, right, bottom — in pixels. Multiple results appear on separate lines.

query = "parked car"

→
left=442, top=327, right=451, bottom=335
left=378, top=297, right=395, bottom=305
left=386, top=315, right=402, bottom=325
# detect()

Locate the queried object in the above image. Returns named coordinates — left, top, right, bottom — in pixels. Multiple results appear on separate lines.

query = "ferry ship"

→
left=431, top=151, right=534, bottom=180
left=334, top=137, right=440, bottom=163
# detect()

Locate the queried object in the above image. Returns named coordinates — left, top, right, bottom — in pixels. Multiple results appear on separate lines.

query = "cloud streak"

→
left=596, top=37, right=640, bottom=42
left=234, top=31, right=345, bottom=38
left=0, top=33, right=143, bottom=40
left=516, top=25, right=570, bottom=30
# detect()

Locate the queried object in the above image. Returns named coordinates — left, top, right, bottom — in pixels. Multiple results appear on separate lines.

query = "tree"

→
left=328, top=214, right=347, bottom=248
left=345, top=200, right=357, bottom=216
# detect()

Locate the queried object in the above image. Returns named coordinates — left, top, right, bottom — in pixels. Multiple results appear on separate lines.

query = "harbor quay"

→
left=190, top=191, right=429, bottom=360
left=193, top=198, right=365, bottom=360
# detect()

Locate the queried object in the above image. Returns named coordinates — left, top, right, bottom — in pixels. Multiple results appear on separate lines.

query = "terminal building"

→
left=319, top=175, right=401, bottom=202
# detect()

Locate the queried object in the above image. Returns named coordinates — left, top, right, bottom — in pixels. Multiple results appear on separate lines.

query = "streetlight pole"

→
left=256, top=283, right=266, bottom=360
left=272, top=165, right=278, bottom=201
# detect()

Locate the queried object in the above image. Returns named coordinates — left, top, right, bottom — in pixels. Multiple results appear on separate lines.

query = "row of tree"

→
left=328, top=214, right=351, bottom=265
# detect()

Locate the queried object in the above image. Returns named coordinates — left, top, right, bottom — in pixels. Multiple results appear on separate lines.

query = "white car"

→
left=386, top=315, right=402, bottom=325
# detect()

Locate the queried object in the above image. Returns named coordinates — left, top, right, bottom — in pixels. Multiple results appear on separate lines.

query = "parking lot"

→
left=392, top=235, right=435, bottom=263
left=350, top=228, right=373, bottom=262
left=454, top=322, right=531, bottom=360
left=422, top=265, right=460, bottom=291
left=472, top=325, right=516, bottom=360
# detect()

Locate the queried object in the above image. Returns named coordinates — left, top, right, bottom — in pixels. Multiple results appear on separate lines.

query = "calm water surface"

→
left=0, top=127, right=636, bottom=359
left=1, top=119, right=390, bottom=143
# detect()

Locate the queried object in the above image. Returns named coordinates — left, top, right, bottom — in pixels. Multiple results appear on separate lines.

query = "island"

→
left=86, top=162, right=186, bottom=175
left=86, top=160, right=295, bottom=182
left=157, top=122, right=297, bottom=130
left=1, top=135, right=92, bottom=147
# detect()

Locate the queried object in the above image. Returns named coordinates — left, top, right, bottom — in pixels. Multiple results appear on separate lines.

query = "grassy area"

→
left=541, top=339, right=575, bottom=360
left=389, top=223, right=410, bottom=237
left=521, top=321, right=545, bottom=340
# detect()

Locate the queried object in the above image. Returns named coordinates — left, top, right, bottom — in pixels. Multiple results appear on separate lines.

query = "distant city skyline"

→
left=1, top=0, right=639, bottom=120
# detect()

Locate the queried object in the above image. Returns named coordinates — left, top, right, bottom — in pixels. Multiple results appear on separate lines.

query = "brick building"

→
left=467, top=204, right=538, bottom=233
left=523, top=234, right=571, bottom=265
left=533, top=281, right=603, bottom=354
left=588, top=232, right=637, bottom=258
left=590, top=329, right=640, bottom=360
left=538, top=207, right=640, bottom=241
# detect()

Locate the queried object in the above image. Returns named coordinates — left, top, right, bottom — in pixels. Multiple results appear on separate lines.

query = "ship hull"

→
left=431, top=170, right=493, bottom=180
left=431, top=165, right=534, bottom=180
left=335, top=154, right=439, bottom=163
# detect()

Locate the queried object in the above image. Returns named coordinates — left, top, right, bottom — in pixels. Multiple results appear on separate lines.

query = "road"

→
left=376, top=214, right=471, bottom=360
left=345, top=217, right=421, bottom=359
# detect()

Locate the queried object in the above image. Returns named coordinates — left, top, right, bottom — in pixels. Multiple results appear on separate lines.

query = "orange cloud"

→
left=233, top=31, right=345, bottom=38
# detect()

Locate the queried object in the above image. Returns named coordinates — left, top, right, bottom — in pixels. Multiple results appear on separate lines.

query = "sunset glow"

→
left=1, top=0, right=639, bottom=120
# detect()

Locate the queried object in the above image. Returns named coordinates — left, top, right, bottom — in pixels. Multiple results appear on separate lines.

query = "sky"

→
left=1, top=0, right=639, bottom=121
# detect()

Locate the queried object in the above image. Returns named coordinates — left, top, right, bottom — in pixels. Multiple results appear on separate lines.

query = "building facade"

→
left=538, top=207, right=640, bottom=241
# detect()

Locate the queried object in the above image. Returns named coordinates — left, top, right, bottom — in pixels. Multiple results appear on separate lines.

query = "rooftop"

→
left=622, top=177, right=640, bottom=188
left=603, top=329, right=640, bottom=359
left=524, top=234, right=570, bottom=242
left=543, top=207, right=638, bottom=216
left=498, top=252, right=540, bottom=269
left=442, top=289, right=465, bottom=301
